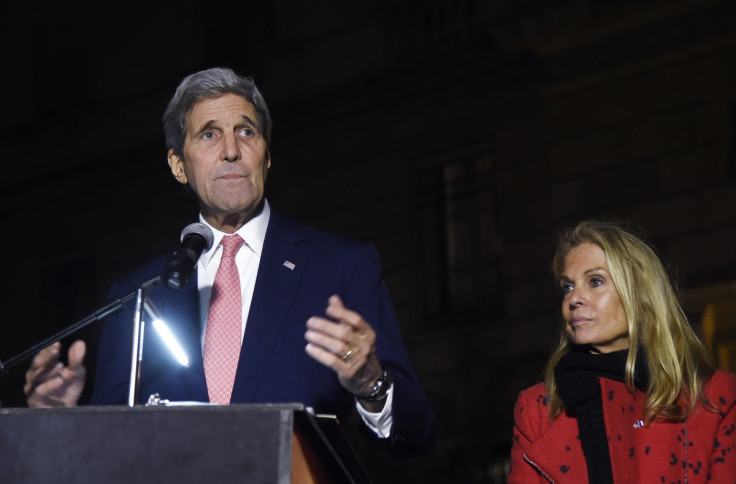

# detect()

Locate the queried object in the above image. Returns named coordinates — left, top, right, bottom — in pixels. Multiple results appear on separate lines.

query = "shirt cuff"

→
left=354, top=384, right=394, bottom=438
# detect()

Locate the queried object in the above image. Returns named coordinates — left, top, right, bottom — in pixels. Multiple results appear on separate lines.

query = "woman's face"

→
left=559, top=242, right=630, bottom=353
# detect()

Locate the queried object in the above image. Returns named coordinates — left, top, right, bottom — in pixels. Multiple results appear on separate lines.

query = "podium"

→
left=0, top=403, right=372, bottom=484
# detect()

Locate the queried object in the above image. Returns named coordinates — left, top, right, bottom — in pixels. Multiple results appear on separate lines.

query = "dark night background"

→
left=2, top=1, right=736, bottom=482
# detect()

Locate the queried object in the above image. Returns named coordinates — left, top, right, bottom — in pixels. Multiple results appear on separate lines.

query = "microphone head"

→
left=164, top=223, right=215, bottom=290
left=180, top=223, right=215, bottom=251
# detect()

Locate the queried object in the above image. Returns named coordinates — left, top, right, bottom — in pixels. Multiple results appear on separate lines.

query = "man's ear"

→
left=167, top=149, right=188, bottom=184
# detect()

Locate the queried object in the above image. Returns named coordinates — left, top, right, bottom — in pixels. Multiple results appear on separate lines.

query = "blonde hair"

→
left=544, top=220, right=714, bottom=422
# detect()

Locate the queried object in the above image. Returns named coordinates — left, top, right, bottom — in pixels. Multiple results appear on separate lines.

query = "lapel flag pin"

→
left=283, top=260, right=296, bottom=270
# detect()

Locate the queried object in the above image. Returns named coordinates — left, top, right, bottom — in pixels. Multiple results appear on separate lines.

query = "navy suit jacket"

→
left=90, top=209, right=434, bottom=455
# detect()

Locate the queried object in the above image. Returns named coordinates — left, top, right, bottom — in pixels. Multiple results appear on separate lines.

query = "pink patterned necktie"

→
left=203, top=234, right=243, bottom=404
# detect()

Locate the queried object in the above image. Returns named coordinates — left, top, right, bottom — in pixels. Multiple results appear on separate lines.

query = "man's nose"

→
left=221, top=133, right=241, bottom=162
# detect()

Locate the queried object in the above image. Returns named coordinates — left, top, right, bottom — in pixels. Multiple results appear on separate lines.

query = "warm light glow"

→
left=152, top=319, right=190, bottom=367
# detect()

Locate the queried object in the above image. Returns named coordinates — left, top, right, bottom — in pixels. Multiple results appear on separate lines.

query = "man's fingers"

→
left=25, top=359, right=62, bottom=387
left=306, top=296, right=377, bottom=366
left=305, top=296, right=382, bottom=394
left=67, top=340, right=86, bottom=370
left=34, top=375, right=65, bottom=395
left=29, top=342, right=61, bottom=371
left=305, top=327, right=348, bottom=355
left=327, top=294, right=345, bottom=310
left=25, top=341, right=86, bottom=397
left=24, top=362, right=62, bottom=395
left=305, top=342, right=339, bottom=367
left=306, top=316, right=354, bottom=342
left=324, top=295, right=365, bottom=328
left=305, top=343, right=362, bottom=378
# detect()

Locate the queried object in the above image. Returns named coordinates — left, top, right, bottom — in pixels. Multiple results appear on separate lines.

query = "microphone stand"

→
left=127, top=283, right=166, bottom=407
left=0, top=276, right=163, bottom=408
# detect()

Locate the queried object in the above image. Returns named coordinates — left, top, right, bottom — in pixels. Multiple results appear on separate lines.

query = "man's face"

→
left=168, top=93, right=270, bottom=231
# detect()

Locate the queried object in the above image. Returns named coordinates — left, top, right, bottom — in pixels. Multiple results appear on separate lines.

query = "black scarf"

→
left=554, top=347, right=649, bottom=484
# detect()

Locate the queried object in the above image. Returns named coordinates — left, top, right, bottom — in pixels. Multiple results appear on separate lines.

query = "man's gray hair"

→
left=162, top=67, right=272, bottom=157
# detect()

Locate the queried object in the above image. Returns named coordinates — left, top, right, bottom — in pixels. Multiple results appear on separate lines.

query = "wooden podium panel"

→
left=0, top=403, right=370, bottom=484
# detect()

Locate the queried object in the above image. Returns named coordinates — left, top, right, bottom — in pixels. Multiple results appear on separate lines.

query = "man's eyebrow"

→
left=193, top=119, right=218, bottom=136
left=238, top=114, right=261, bottom=133
left=193, top=115, right=261, bottom=136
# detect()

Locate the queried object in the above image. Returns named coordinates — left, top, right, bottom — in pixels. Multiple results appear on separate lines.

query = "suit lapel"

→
left=231, top=210, right=308, bottom=402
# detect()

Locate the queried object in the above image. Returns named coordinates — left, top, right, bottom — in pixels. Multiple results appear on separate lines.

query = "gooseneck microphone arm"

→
left=0, top=275, right=161, bottom=376
left=0, top=223, right=214, bottom=379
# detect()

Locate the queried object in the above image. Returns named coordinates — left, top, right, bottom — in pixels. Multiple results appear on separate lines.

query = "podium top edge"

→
left=0, top=402, right=306, bottom=416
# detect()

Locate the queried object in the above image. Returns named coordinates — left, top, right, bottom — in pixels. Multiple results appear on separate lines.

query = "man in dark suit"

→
left=24, top=67, right=434, bottom=456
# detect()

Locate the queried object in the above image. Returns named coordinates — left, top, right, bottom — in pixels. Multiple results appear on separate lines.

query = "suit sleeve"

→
left=343, top=244, right=436, bottom=457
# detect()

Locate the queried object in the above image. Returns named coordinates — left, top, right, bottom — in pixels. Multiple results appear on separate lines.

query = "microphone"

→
left=163, top=223, right=215, bottom=290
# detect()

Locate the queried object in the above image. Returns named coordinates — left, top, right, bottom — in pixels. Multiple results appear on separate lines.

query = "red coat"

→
left=509, top=370, right=736, bottom=483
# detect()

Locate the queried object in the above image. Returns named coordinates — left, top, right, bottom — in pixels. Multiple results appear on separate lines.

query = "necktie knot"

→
left=220, top=235, right=243, bottom=259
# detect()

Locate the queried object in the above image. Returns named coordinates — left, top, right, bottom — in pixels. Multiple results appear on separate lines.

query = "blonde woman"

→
left=508, top=221, right=736, bottom=483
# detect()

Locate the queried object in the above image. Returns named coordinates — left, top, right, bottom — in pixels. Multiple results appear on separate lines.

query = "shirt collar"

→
left=198, top=199, right=271, bottom=270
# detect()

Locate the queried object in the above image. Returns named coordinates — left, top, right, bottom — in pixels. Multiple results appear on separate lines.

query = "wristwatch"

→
left=358, top=369, right=393, bottom=402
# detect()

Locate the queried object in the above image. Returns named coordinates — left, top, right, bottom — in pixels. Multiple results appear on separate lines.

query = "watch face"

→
left=373, top=371, right=390, bottom=393
left=360, top=370, right=391, bottom=402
